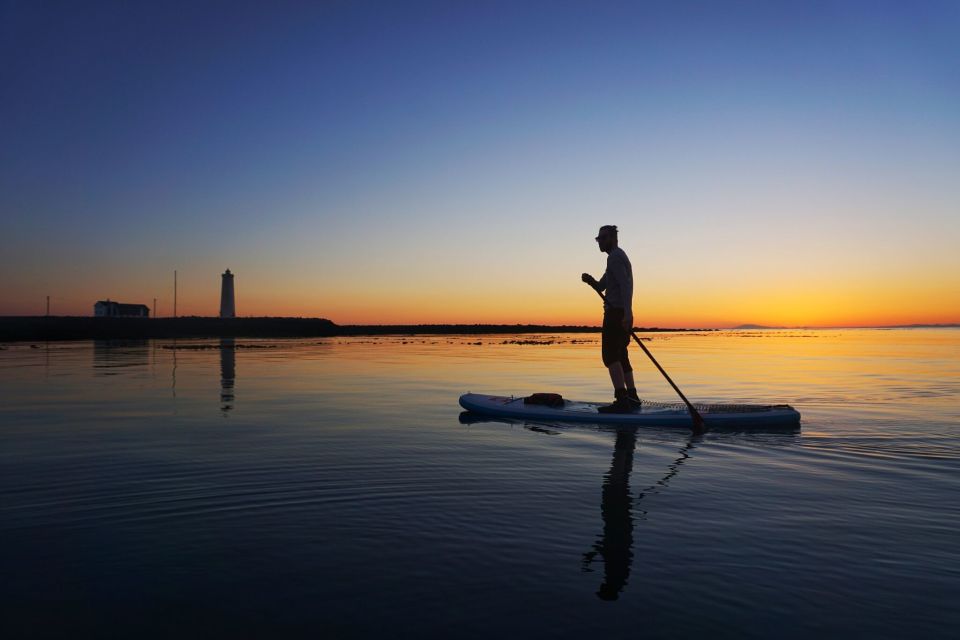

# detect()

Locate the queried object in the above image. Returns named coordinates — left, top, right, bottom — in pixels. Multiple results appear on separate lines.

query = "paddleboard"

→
left=459, top=393, right=801, bottom=429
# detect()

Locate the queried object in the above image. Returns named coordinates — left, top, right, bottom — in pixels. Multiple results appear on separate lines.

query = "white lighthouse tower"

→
left=219, top=269, right=236, bottom=318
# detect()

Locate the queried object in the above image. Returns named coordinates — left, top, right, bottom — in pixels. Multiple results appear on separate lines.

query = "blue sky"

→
left=2, top=1, right=958, bottom=324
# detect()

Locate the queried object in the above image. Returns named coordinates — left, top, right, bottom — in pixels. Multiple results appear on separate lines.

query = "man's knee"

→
left=602, top=341, right=631, bottom=369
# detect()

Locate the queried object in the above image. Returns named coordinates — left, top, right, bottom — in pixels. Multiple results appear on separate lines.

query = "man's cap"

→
left=595, top=225, right=618, bottom=240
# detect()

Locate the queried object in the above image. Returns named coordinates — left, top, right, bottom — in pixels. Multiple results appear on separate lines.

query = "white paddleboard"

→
left=459, top=393, right=801, bottom=429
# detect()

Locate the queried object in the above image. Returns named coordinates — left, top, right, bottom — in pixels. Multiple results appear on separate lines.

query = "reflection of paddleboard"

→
left=458, top=393, right=801, bottom=429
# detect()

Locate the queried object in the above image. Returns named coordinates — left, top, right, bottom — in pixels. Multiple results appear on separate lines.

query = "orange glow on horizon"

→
left=5, top=281, right=958, bottom=328
left=4, top=244, right=957, bottom=328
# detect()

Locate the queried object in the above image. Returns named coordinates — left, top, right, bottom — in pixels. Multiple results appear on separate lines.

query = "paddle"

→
left=587, top=285, right=706, bottom=433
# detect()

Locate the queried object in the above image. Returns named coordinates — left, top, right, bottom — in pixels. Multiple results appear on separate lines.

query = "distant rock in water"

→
left=732, top=324, right=785, bottom=330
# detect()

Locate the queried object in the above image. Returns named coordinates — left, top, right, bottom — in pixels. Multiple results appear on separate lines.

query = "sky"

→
left=1, top=0, right=958, bottom=327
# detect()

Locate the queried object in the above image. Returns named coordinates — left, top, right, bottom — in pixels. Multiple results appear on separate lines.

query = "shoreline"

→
left=2, top=316, right=954, bottom=343
left=0, top=316, right=711, bottom=342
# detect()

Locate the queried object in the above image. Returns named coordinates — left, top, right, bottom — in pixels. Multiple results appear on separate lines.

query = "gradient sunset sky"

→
left=2, top=1, right=958, bottom=327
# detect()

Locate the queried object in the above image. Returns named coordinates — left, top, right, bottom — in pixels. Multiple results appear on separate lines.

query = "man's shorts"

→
left=601, top=307, right=632, bottom=371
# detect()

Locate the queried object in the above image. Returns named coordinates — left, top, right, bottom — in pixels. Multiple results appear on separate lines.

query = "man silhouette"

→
left=582, top=225, right=640, bottom=413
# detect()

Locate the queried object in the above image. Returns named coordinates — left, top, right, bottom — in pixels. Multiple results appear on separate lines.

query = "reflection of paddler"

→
left=582, top=429, right=636, bottom=600
left=583, top=430, right=699, bottom=601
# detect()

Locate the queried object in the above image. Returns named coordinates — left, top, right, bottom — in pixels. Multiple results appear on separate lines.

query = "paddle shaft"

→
left=589, top=285, right=706, bottom=432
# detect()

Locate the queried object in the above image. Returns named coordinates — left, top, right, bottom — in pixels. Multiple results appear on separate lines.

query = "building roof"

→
left=95, top=300, right=150, bottom=310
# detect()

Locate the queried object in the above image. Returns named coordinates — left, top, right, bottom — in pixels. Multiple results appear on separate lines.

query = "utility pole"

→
left=174, top=270, right=178, bottom=318
left=46, top=295, right=50, bottom=316
left=153, top=298, right=157, bottom=318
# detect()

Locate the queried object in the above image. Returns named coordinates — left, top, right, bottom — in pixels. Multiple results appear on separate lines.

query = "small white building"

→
left=94, top=300, right=150, bottom=318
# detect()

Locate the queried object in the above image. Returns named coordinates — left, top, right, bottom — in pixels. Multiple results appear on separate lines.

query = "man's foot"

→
left=627, top=387, right=642, bottom=409
left=598, top=397, right=634, bottom=413
left=598, top=389, right=635, bottom=414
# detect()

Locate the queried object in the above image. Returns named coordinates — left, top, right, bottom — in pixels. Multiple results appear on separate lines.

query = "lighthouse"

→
left=219, top=269, right=236, bottom=318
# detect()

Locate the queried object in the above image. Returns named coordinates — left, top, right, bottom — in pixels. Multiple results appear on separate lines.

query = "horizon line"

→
left=2, top=315, right=958, bottom=331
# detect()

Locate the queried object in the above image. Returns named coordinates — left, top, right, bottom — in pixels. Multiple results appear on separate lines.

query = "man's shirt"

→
left=597, top=247, right=633, bottom=322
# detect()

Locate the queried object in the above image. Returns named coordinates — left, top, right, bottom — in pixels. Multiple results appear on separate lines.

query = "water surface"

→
left=1, top=330, right=958, bottom=638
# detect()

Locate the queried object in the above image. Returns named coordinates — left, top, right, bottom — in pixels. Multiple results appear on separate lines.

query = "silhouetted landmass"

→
left=0, top=317, right=338, bottom=341
left=0, top=317, right=710, bottom=342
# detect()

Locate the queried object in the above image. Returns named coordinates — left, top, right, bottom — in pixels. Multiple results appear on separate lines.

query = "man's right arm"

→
left=581, top=272, right=607, bottom=291
left=596, top=271, right=608, bottom=291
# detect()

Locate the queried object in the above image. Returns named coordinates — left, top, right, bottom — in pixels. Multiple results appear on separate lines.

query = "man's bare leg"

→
left=608, top=361, right=626, bottom=391
left=624, top=367, right=640, bottom=406
left=599, top=361, right=633, bottom=413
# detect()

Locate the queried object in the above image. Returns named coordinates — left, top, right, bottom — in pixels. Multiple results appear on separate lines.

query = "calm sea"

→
left=1, top=329, right=958, bottom=638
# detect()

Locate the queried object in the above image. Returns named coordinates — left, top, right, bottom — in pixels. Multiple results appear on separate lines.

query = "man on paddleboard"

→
left=582, top=225, right=640, bottom=413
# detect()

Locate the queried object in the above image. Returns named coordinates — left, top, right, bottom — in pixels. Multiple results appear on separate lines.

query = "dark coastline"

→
left=0, top=316, right=709, bottom=342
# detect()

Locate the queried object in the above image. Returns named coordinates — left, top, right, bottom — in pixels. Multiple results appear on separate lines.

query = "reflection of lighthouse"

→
left=220, top=337, right=235, bottom=414
left=219, top=269, right=236, bottom=318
